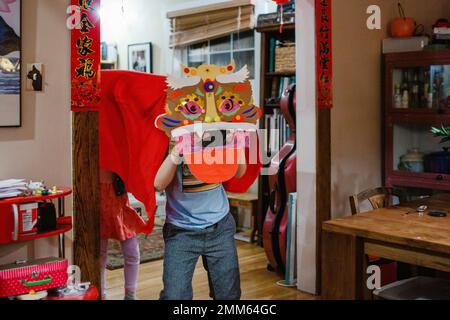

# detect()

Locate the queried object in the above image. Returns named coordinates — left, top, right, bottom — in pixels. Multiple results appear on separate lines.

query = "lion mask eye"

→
left=178, top=101, right=204, bottom=120
left=219, top=98, right=240, bottom=116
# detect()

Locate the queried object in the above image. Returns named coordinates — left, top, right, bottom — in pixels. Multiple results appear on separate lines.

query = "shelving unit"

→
left=266, top=71, right=296, bottom=77
left=0, top=187, right=101, bottom=300
left=0, top=187, right=72, bottom=258
left=101, top=60, right=117, bottom=70
left=256, top=23, right=295, bottom=245
left=383, top=49, right=450, bottom=193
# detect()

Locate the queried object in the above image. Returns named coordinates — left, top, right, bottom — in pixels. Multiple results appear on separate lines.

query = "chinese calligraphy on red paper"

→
left=71, top=0, right=100, bottom=111
left=315, top=0, right=333, bottom=109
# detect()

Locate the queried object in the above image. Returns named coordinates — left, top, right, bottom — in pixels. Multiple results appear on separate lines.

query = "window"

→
left=185, top=30, right=255, bottom=79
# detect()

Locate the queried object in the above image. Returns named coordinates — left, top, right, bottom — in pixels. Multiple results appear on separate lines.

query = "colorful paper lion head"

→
left=156, top=61, right=262, bottom=139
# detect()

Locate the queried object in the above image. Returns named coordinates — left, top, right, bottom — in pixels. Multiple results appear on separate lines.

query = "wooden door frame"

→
left=296, top=0, right=331, bottom=295
left=71, top=0, right=101, bottom=292
left=73, top=111, right=101, bottom=290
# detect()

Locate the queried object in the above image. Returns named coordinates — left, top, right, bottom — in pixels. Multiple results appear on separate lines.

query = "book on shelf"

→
left=264, top=109, right=291, bottom=158
left=285, top=192, right=297, bottom=286
left=279, top=76, right=296, bottom=97
left=267, top=76, right=296, bottom=106
left=269, top=38, right=276, bottom=73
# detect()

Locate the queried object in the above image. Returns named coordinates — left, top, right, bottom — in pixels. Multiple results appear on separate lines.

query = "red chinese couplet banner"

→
left=315, top=0, right=333, bottom=109
left=71, top=0, right=101, bottom=112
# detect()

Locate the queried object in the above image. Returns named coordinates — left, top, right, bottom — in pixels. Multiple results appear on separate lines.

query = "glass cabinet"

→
left=384, top=50, right=450, bottom=191
left=391, top=65, right=450, bottom=110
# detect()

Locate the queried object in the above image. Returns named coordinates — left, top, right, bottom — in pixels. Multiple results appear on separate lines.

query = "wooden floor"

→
left=106, top=241, right=316, bottom=300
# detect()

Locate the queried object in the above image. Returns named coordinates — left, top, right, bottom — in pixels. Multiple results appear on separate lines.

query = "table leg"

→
left=58, top=198, right=65, bottom=259
left=58, top=234, right=65, bottom=259
left=321, top=230, right=365, bottom=300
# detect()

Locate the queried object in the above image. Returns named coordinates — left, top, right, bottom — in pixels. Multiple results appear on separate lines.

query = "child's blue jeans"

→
left=160, top=213, right=241, bottom=300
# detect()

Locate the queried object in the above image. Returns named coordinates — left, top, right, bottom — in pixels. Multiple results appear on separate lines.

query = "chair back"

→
left=349, top=187, right=406, bottom=215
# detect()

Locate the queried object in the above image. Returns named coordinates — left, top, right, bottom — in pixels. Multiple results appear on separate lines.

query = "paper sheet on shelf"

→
left=0, top=179, right=27, bottom=199
left=0, top=191, right=23, bottom=199
left=0, top=179, right=26, bottom=189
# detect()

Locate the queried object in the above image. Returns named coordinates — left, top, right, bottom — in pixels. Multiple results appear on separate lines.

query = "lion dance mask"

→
left=156, top=61, right=262, bottom=183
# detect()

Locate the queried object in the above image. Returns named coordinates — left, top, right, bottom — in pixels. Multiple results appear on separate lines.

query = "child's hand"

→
left=226, top=131, right=235, bottom=145
left=170, top=142, right=183, bottom=165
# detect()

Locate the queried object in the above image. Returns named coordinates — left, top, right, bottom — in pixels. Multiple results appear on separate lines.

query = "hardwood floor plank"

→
left=106, top=242, right=315, bottom=300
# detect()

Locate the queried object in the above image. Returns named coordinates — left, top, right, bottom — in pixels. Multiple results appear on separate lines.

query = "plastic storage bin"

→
left=374, top=276, right=450, bottom=300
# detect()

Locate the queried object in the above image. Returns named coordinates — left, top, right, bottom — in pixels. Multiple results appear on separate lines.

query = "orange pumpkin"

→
left=390, top=17, right=416, bottom=38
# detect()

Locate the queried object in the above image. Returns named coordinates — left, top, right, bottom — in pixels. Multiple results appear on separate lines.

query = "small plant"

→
left=431, top=125, right=450, bottom=152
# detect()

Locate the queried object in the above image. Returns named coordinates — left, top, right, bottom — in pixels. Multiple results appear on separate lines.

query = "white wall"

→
left=101, top=0, right=188, bottom=74
left=0, top=0, right=72, bottom=264
left=101, top=0, right=276, bottom=75
left=296, top=0, right=317, bottom=295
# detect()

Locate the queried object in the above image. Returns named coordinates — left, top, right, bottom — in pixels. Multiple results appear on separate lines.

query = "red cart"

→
left=0, top=187, right=72, bottom=258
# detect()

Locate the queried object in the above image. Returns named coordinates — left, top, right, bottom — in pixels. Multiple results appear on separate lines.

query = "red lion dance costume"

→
left=99, top=68, right=262, bottom=235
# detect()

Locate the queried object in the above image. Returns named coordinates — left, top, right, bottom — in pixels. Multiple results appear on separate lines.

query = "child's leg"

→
left=100, top=239, right=109, bottom=298
left=160, top=224, right=203, bottom=300
left=120, top=236, right=140, bottom=299
left=203, top=214, right=241, bottom=300
left=202, top=255, right=215, bottom=299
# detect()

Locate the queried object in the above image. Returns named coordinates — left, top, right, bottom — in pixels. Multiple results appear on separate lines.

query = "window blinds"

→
left=167, top=0, right=256, bottom=48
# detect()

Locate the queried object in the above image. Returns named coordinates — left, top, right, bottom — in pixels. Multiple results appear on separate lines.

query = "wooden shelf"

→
left=0, top=187, right=72, bottom=205
left=389, top=108, right=450, bottom=115
left=389, top=113, right=450, bottom=125
left=388, top=171, right=450, bottom=191
left=265, top=103, right=281, bottom=109
left=384, top=49, right=450, bottom=65
left=14, top=223, right=72, bottom=244
left=266, top=71, right=296, bottom=77
left=256, top=22, right=295, bottom=34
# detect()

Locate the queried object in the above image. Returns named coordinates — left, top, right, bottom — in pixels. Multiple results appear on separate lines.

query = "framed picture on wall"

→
left=0, top=0, right=21, bottom=127
left=128, top=43, right=153, bottom=73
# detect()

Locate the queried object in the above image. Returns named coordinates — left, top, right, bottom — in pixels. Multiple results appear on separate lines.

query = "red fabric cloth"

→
left=100, top=71, right=168, bottom=235
left=99, top=70, right=261, bottom=235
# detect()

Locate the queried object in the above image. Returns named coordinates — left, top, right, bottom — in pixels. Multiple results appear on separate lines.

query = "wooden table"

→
left=321, top=194, right=450, bottom=300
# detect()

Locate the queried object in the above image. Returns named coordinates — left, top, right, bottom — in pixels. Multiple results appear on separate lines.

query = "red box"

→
left=14, top=203, right=38, bottom=235
left=0, top=203, right=14, bottom=244
left=0, top=202, right=38, bottom=244
left=0, top=258, right=68, bottom=298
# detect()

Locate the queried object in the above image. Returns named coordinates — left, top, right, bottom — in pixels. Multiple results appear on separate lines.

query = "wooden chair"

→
left=349, top=187, right=407, bottom=290
left=227, top=192, right=259, bottom=244
left=349, top=187, right=407, bottom=215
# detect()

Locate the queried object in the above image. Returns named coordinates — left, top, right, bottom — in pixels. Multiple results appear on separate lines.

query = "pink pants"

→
left=101, top=237, right=140, bottom=296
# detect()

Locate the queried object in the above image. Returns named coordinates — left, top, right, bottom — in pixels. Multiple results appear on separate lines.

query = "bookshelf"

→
left=256, top=23, right=296, bottom=246
left=101, top=60, right=117, bottom=70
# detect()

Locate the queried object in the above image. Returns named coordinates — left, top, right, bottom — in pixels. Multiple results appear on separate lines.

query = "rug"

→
left=106, top=217, right=165, bottom=270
